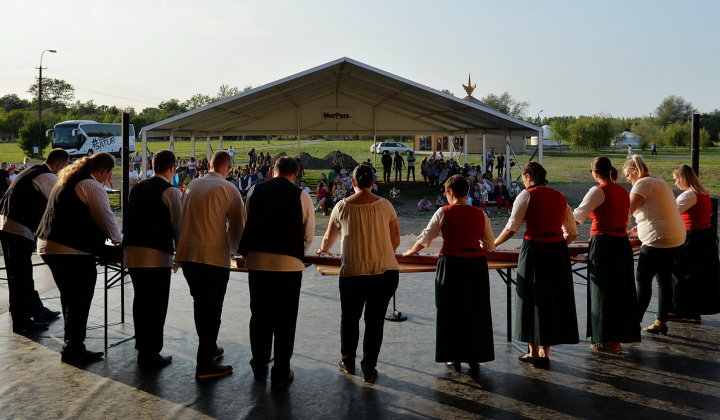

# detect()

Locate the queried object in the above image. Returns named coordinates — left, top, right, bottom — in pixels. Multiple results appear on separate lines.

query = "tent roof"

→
left=141, top=57, right=540, bottom=138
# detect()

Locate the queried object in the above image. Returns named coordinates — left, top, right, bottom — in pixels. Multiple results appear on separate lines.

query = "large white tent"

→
left=139, top=57, right=542, bottom=170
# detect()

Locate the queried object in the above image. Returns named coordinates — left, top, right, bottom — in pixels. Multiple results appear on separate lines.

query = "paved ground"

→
left=1, top=239, right=719, bottom=419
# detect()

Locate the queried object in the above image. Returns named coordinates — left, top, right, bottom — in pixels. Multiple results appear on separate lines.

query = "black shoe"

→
left=445, top=362, right=461, bottom=372
left=12, top=320, right=49, bottom=334
left=338, top=360, right=355, bottom=375
left=468, top=363, right=480, bottom=375
left=61, top=349, right=104, bottom=364
left=362, top=368, right=378, bottom=383
left=518, top=354, right=549, bottom=368
left=138, top=354, right=173, bottom=371
left=195, top=363, right=233, bottom=380
left=271, top=369, right=294, bottom=388
left=213, top=347, right=224, bottom=361
left=643, top=324, right=668, bottom=336
left=34, top=307, right=61, bottom=323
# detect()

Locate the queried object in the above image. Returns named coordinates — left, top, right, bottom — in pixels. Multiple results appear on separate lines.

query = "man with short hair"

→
left=0, top=150, right=69, bottom=333
left=123, top=150, right=183, bottom=370
left=238, top=156, right=314, bottom=388
left=176, top=151, right=245, bottom=380
left=228, top=145, right=235, bottom=163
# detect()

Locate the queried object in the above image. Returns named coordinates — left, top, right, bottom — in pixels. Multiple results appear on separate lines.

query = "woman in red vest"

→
left=670, top=165, right=720, bottom=322
left=573, top=157, right=640, bottom=354
left=404, top=175, right=496, bottom=376
left=495, top=162, right=579, bottom=368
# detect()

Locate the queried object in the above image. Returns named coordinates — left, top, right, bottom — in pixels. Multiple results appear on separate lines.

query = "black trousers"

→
left=383, top=166, right=391, bottom=183
left=394, top=167, right=402, bottom=181
left=248, top=270, right=302, bottom=380
left=636, top=245, right=679, bottom=323
left=129, top=267, right=171, bottom=358
left=41, top=254, right=98, bottom=352
left=339, top=270, right=399, bottom=372
left=182, top=262, right=229, bottom=368
left=1, top=231, right=44, bottom=324
left=406, top=166, right=415, bottom=181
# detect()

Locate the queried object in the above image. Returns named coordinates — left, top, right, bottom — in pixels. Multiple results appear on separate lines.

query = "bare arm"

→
left=494, top=228, right=517, bottom=248
left=629, top=192, right=645, bottom=215
left=317, top=222, right=340, bottom=254
left=389, top=218, right=400, bottom=251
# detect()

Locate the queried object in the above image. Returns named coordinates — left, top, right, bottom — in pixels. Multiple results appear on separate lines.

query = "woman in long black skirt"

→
left=670, top=165, right=720, bottom=322
left=573, top=157, right=640, bottom=354
left=495, top=162, right=579, bottom=368
left=405, top=175, right=495, bottom=375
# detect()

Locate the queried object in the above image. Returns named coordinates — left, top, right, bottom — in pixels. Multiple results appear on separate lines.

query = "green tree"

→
left=631, top=118, right=662, bottom=150
left=441, top=89, right=455, bottom=96
left=0, top=109, right=30, bottom=141
left=663, top=121, right=691, bottom=148
left=27, top=78, right=75, bottom=109
left=549, top=121, right=570, bottom=145
left=700, top=128, right=712, bottom=148
left=0, top=94, right=30, bottom=112
left=655, top=95, right=696, bottom=126
left=17, top=117, right=51, bottom=158
left=700, top=109, right=720, bottom=145
left=481, top=92, right=530, bottom=119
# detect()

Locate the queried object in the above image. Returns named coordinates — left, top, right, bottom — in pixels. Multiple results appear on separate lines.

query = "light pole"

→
left=37, top=49, right=57, bottom=156
left=537, top=109, right=543, bottom=126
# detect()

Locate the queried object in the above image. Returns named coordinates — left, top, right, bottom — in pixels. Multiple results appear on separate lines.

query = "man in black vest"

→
left=238, top=156, right=315, bottom=388
left=0, top=149, right=69, bottom=333
left=123, top=150, right=183, bottom=370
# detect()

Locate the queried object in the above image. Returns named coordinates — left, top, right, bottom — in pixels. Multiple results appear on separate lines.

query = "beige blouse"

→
left=329, top=198, right=399, bottom=277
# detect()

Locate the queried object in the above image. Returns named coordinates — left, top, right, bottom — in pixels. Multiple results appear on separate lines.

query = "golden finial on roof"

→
left=462, top=74, right=476, bottom=96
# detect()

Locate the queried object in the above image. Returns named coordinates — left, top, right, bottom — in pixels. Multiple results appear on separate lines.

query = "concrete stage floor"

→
left=1, top=240, right=719, bottom=419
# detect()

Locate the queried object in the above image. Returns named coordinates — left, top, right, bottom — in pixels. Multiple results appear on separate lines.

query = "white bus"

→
left=46, top=120, right=135, bottom=157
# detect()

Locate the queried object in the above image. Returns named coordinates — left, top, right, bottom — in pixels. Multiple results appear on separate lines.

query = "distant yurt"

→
left=614, top=131, right=640, bottom=147
left=530, top=125, right=561, bottom=146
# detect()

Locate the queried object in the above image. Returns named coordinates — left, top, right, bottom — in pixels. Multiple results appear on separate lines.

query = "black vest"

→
left=122, top=176, right=174, bottom=254
left=0, top=165, right=52, bottom=233
left=36, top=175, right=106, bottom=256
left=238, top=177, right=305, bottom=261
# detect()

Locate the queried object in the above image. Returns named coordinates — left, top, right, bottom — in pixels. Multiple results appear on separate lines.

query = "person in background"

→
left=300, top=180, right=311, bottom=195
left=479, top=185, right=489, bottom=214
left=0, top=162, right=11, bottom=199
left=188, top=157, right=197, bottom=179
left=317, top=164, right=400, bottom=383
left=406, top=151, right=416, bottom=182
left=421, top=157, right=429, bottom=182
left=494, top=162, right=579, bottom=368
left=238, top=168, right=251, bottom=198
left=316, top=179, right=330, bottom=216
left=418, top=196, right=433, bottom=211
left=486, top=148, right=495, bottom=173
left=228, top=145, right=235, bottom=164
left=0, top=149, right=69, bottom=333
left=494, top=179, right=511, bottom=213
left=248, top=148, right=257, bottom=167
left=123, top=150, right=182, bottom=370
left=509, top=179, right=521, bottom=206
left=573, top=157, right=639, bottom=354
left=404, top=175, right=495, bottom=376
left=331, top=178, right=346, bottom=206
left=381, top=150, right=392, bottom=183
left=496, top=152, right=505, bottom=177
left=651, top=142, right=658, bottom=156
left=36, top=152, right=123, bottom=364
left=176, top=151, right=245, bottom=379
left=627, top=145, right=634, bottom=160
left=435, top=194, right=444, bottom=210
left=132, top=151, right=143, bottom=173
left=623, top=155, right=685, bottom=336
left=670, top=165, right=720, bottom=322
left=238, top=157, right=315, bottom=388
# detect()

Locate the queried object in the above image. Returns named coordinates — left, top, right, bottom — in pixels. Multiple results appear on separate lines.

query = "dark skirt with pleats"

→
left=435, top=255, right=495, bottom=363
left=672, top=228, right=720, bottom=316
left=587, top=235, right=641, bottom=343
left=514, top=239, right=579, bottom=346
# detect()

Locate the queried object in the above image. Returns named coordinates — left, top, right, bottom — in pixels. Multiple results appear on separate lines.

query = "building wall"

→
left=413, top=134, right=527, bottom=155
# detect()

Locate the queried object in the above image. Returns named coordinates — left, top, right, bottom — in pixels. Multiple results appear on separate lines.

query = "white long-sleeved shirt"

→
left=175, top=172, right=245, bottom=268
left=0, top=164, right=58, bottom=241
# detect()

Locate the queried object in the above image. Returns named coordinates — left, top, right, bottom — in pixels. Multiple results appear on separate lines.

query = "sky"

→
left=2, top=0, right=719, bottom=119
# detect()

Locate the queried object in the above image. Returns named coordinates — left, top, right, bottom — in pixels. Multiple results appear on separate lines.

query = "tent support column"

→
left=141, top=130, right=147, bottom=178
left=464, top=134, right=468, bottom=165
left=190, top=134, right=195, bottom=159
left=505, top=131, right=511, bottom=185
left=538, top=129, right=543, bottom=165
left=219, top=133, right=223, bottom=151
left=297, top=107, right=301, bottom=158
left=482, top=133, right=486, bottom=173
left=169, top=132, right=175, bottom=152
left=373, top=106, right=377, bottom=168
left=206, top=135, right=211, bottom=160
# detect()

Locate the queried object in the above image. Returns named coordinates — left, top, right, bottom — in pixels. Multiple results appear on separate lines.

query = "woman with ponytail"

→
left=317, top=164, right=400, bottom=383
left=670, top=165, right=720, bottom=322
left=623, top=155, right=685, bottom=336
left=494, top=161, right=579, bottom=368
left=574, top=157, right=640, bottom=354
left=37, top=152, right=123, bottom=364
